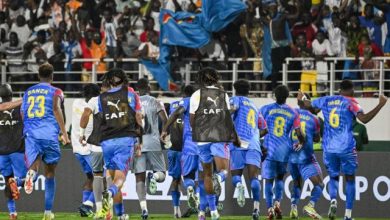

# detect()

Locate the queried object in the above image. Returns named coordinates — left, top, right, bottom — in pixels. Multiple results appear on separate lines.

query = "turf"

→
left=0, top=213, right=387, bottom=220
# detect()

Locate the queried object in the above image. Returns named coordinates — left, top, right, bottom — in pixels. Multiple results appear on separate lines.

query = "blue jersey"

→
left=179, top=97, right=197, bottom=155
left=312, top=95, right=363, bottom=154
left=261, top=103, right=300, bottom=162
left=230, top=96, right=266, bottom=152
left=290, top=108, right=320, bottom=164
left=22, top=83, right=64, bottom=142
left=169, top=101, right=180, bottom=115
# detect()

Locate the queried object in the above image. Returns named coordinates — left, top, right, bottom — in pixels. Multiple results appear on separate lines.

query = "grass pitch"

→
left=0, top=213, right=387, bottom=220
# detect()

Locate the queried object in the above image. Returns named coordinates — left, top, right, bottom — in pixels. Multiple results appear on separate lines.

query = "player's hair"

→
left=136, top=77, right=150, bottom=92
left=0, top=84, right=12, bottom=100
left=38, top=63, right=54, bottom=79
left=183, top=85, right=196, bottom=97
left=340, top=79, right=354, bottom=91
left=197, top=67, right=220, bottom=87
left=102, top=68, right=128, bottom=87
left=83, top=84, right=100, bottom=102
left=234, top=79, right=250, bottom=96
left=274, top=85, right=289, bottom=104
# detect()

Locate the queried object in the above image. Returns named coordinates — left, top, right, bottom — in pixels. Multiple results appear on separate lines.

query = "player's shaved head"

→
left=234, top=79, right=250, bottom=96
left=183, top=85, right=196, bottom=97
left=136, top=77, right=150, bottom=94
left=38, top=63, right=54, bottom=81
left=0, top=84, right=12, bottom=102
left=340, top=79, right=354, bottom=96
left=274, top=85, right=289, bottom=104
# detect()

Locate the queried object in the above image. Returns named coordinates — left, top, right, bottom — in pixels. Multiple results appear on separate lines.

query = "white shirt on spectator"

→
left=164, top=0, right=191, bottom=11
left=326, top=25, right=347, bottom=57
left=151, top=11, right=161, bottom=32
left=199, top=39, right=225, bottom=60
left=8, top=8, right=24, bottom=21
left=42, top=41, right=55, bottom=59
left=312, top=39, right=334, bottom=56
left=130, top=16, right=144, bottom=37
left=102, top=17, right=118, bottom=47
left=10, top=24, right=31, bottom=44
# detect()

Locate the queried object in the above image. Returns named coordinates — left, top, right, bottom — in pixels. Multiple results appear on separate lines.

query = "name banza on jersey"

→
left=22, top=83, right=64, bottom=141
left=312, top=95, right=363, bottom=153
left=261, top=103, right=300, bottom=162
left=230, top=96, right=266, bottom=152
left=290, top=108, right=320, bottom=164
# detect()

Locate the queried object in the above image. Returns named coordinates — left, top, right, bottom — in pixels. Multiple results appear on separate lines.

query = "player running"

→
left=288, top=93, right=323, bottom=219
left=21, top=63, right=70, bottom=220
left=0, top=84, right=27, bottom=220
left=71, top=84, right=100, bottom=217
left=134, top=78, right=168, bottom=220
left=161, top=85, right=198, bottom=218
left=298, top=80, right=388, bottom=220
left=229, top=80, right=268, bottom=220
left=79, top=83, right=110, bottom=218
left=190, top=68, right=240, bottom=220
left=95, top=68, right=143, bottom=220
left=260, top=85, right=304, bottom=220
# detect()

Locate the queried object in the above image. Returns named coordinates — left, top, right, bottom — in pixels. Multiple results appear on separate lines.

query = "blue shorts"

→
left=75, top=153, right=93, bottom=174
left=25, top=137, right=61, bottom=168
left=261, top=159, right=287, bottom=179
left=181, top=153, right=199, bottom=177
left=323, top=150, right=358, bottom=177
left=101, top=137, right=136, bottom=173
left=288, top=158, right=322, bottom=181
left=0, top=152, right=27, bottom=178
left=167, top=150, right=182, bottom=180
left=230, top=149, right=261, bottom=170
left=198, top=143, right=229, bottom=164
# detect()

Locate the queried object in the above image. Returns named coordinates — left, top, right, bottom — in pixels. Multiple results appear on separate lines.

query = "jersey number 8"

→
left=27, top=96, right=46, bottom=118
left=273, top=116, right=285, bottom=137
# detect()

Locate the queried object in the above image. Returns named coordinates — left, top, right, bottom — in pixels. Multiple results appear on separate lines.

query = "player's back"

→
left=290, top=108, right=320, bottom=164
left=140, top=95, right=164, bottom=151
left=179, top=97, right=198, bottom=155
left=312, top=95, right=361, bottom=153
left=22, top=83, right=63, bottom=141
left=71, top=99, right=92, bottom=154
left=230, top=96, right=260, bottom=148
left=261, top=103, right=299, bottom=162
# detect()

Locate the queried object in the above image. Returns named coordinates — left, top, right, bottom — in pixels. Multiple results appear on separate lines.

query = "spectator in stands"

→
left=116, top=27, right=140, bottom=71
left=292, top=12, right=318, bottom=44
left=138, top=30, right=159, bottom=62
left=353, top=118, right=368, bottom=151
left=359, top=4, right=384, bottom=49
left=140, top=16, right=158, bottom=43
left=312, top=31, right=333, bottom=93
left=101, top=7, right=119, bottom=65
left=63, top=29, right=82, bottom=91
left=79, top=29, right=94, bottom=81
left=0, top=32, right=26, bottom=74
left=148, top=0, right=161, bottom=32
left=25, top=0, right=45, bottom=29
left=326, top=13, right=346, bottom=57
left=7, top=0, right=24, bottom=22
left=0, top=11, right=8, bottom=43
left=90, top=31, right=107, bottom=74
left=10, top=15, right=31, bottom=44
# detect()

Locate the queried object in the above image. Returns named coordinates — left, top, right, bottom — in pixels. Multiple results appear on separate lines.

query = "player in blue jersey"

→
left=229, top=80, right=268, bottom=220
left=260, top=85, right=304, bottom=220
left=21, top=63, right=70, bottom=220
left=298, top=80, right=388, bottom=220
left=95, top=69, right=143, bottom=220
left=161, top=85, right=197, bottom=218
left=288, top=93, right=323, bottom=219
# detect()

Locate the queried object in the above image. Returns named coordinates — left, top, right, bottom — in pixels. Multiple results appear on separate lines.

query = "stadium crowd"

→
left=0, top=0, right=389, bottom=95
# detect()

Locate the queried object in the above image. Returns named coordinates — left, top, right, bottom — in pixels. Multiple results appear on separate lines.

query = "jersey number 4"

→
left=27, top=96, right=46, bottom=118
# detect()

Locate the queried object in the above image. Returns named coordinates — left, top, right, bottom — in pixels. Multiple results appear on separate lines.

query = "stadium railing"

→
left=1, top=57, right=389, bottom=97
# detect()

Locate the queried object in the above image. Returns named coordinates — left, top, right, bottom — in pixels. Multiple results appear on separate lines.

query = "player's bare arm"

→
left=297, top=90, right=320, bottom=113
left=293, top=128, right=305, bottom=151
left=0, top=99, right=22, bottom=111
left=79, top=107, right=93, bottom=144
left=53, top=95, right=70, bottom=145
left=356, top=95, right=388, bottom=124
left=160, top=106, right=185, bottom=141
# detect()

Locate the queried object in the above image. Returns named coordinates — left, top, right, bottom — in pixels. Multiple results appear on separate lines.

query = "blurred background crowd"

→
left=0, top=0, right=389, bottom=96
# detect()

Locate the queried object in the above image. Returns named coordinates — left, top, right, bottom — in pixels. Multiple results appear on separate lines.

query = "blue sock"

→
left=310, top=185, right=323, bottom=204
left=250, top=178, right=260, bottom=202
left=292, top=185, right=301, bottom=205
left=206, top=194, right=217, bottom=211
left=82, top=190, right=92, bottom=203
left=171, top=191, right=180, bottom=206
left=88, top=191, right=95, bottom=203
left=45, top=177, right=56, bottom=211
left=232, top=175, right=241, bottom=187
left=114, top=203, right=124, bottom=216
left=265, top=181, right=273, bottom=208
left=16, top=178, right=24, bottom=187
left=329, top=176, right=339, bottom=200
left=196, top=186, right=200, bottom=194
left=7, top=199, right=16, bottom=213
left=274, top=179, right=284, bottom=202
left=184, top=178, right=195, bottom=190
left=199, top=181, right=207, bottom=212
left=217, top=171, right=227, bottom=182
left=346, top=180, right=355, bottom=209
left=108, top=185, right=119, bottom=197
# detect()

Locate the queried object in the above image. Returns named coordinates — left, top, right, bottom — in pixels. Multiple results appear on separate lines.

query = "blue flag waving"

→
left=160, top=9, right=210, bottom=48
left=201, top=0, right=247, bottom=32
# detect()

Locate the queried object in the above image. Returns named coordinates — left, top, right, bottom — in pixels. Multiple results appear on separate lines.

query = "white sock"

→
left=174, top=206, right=180, bottom=215
left=345, top=209, right=352, bottom=218
left=44, top=210, right=52, bottom=215
left=95, top=202, right=102, bottom=212
left=140, top=200, right=148, bottom=211
left=199, top=211, right=205, bottom=216
left=254, top=201, right=260, bottom=210
left=83, top=200, right=94, bottom=207
left=211, top=210, right=219, bottom=216
left=309, top=201, right=315, bottom=207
